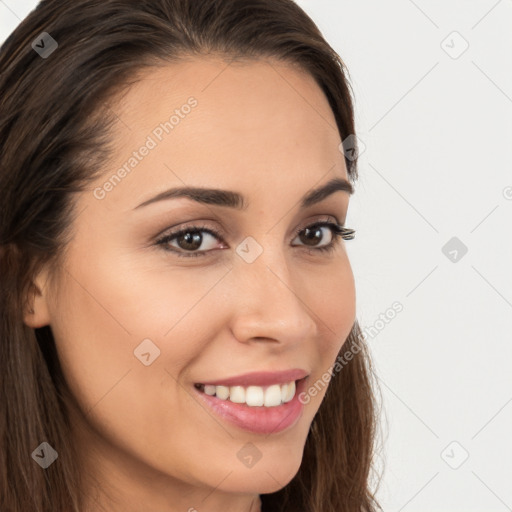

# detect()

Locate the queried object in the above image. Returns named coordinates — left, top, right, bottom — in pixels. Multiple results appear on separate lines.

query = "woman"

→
left=0, top=0, right=383, bottom=510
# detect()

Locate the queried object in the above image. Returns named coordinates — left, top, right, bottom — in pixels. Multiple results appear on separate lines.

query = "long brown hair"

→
left=0, top=1, right=383, bottom=510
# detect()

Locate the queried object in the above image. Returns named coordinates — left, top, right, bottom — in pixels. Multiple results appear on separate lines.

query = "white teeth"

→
left=264, top=384, right=282, bottom=407
left=245, top=386, right=264, bottom=406
left=215, top=385, right=230, bottom=400
left=229, top=386, right=245, bottom=403
left=281, top=382, right=289, bottom=402
left=284, top=380, right=295, bottom=403
left=198, top=380, right=298, bottom=407
left=204, top=385, right=216, bottom=396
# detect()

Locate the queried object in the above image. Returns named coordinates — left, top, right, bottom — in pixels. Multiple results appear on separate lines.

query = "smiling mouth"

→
left=194, top=377, right=307, bottom=408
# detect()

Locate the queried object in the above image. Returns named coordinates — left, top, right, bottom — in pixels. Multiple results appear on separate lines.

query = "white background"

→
left=1, top=1, right=511, bottom=510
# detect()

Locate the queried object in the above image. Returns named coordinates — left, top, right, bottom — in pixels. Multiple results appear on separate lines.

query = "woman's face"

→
left=27, top=57, right=356, bottom=511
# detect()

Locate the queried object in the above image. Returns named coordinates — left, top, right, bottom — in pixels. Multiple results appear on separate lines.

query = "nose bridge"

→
left=228, top=235, right=317, bottom=343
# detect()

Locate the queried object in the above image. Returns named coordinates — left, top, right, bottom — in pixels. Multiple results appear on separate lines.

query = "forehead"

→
left=89, top=56, right=348, bottom=211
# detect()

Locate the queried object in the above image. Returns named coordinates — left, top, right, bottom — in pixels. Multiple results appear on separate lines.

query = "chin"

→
left=219, top=451, right=303, bottom=495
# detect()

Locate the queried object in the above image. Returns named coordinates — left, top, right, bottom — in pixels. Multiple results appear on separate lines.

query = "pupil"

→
left=179, top=231, right=202, bottom=250
left=301, top=227, right=322, bottom=246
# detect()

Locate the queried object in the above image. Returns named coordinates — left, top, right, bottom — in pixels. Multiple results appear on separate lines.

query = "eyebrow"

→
left=133, top=176, right=353, bottom=211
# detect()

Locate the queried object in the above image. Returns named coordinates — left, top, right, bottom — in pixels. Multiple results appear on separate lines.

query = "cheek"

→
left=46, top=254, right=232, bottom=480
left=309, top=256, right=356, bottom=354
left=47, top=249, right=230, bottom=423
left=299, top=258, right=356, bottom=408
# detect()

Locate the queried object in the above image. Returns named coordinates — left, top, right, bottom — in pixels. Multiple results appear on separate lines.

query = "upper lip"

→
left=197, top=369, right=309, bottom=387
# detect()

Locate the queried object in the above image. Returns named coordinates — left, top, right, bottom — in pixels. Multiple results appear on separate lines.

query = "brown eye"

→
left=292, top=221, right=355, bottom=255
left=156, top=225, right=224, bottom=257
left=297, top=225, right=333, bottom=247
left=155, top=221, right=355, bottom=259
left=175, top=231, right=205, bottom=251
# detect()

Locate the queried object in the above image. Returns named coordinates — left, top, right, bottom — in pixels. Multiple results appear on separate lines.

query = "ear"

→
left=23, top=266, right=52, bottom=328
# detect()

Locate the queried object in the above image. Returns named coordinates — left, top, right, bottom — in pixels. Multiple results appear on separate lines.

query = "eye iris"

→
left=301, top=226, right=323, bottom=246
left=179, top=231, right=202, bottom=251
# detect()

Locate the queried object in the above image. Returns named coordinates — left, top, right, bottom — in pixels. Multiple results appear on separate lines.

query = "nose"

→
left=227, top=245, right=318, bottom=346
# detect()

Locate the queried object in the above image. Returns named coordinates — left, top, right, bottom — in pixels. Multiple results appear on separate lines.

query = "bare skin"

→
left=24, top=57, right=356, bottom=512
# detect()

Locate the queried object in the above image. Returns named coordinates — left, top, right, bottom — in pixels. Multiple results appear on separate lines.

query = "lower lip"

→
left=193, top=378, right=307, bottom=435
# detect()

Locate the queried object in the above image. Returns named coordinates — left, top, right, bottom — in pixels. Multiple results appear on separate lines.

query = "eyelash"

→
left=155, top=220, right=356, bottom=258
